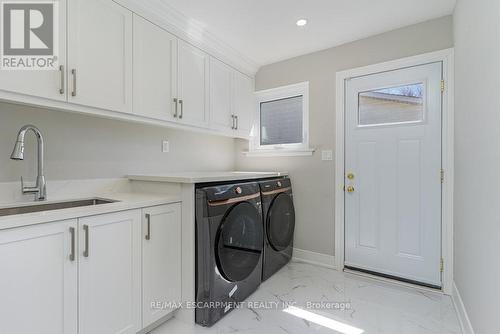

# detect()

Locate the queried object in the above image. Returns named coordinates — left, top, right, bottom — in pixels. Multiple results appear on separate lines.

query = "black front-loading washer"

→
left=195, top=181, right=263, bottom=327
left=259, top=177, right=295, bottom=281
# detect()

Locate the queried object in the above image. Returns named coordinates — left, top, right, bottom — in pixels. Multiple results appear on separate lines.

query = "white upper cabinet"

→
left=0, top=0, right=254, bottom=138
left=142, top=203, right=182, bottom=327
left=133, top=15, right=177, bottom=121
left=0, top=0, right=67, bottom=101
left=68, top=0, right=133, bottom=113
left=78, top=210, right=141, bottom=334
left=210, top=57, right=234, bottom=132
left=233, top=71, right=255, bottom=137
left=210, top=57, right=255, bottom=137
left=177, top=40, right=210, bottom=128
left=0, top=219, right=77, bottom=334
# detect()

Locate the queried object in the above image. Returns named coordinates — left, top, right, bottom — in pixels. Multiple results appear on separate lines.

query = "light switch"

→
left=162, top=140, right=169, bottom=153
left=321, top=150, right=333, bottom=161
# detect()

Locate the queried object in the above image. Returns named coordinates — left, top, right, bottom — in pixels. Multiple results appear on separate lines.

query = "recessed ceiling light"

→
left=296, top=19, right=308, bottom=27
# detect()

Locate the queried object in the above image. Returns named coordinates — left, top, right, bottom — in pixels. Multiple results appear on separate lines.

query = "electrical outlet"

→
left=321, top=150, right=333, bottom=161
left=162, top=140, right=169, bottom=153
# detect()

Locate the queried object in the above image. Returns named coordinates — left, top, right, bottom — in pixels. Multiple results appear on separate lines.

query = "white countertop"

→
left=127, top=171, right=288, bottom=184
left=0, top=192, right=181, bottom=230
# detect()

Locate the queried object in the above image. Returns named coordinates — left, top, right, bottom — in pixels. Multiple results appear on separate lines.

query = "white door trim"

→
left=334, top=48, right=454, bottom=294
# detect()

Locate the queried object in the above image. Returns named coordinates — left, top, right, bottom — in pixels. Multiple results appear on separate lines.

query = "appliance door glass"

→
left=267, top=193, right=295, bottom=251
left=216, top=201, right=263, bottom=282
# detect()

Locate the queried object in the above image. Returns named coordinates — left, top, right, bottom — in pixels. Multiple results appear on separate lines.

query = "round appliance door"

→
left=215, top=201, right=263, bottom=282
left=267, top=193, right=295, bottom=252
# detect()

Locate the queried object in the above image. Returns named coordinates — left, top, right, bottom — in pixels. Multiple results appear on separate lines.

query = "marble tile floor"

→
left=151, top=261, right=462, bottom=334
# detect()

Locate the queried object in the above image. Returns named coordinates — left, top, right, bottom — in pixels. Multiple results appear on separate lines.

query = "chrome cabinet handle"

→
left=235, top=115, right=239, bottom=130
left=71, top=69, right=77, bottom=97
left=179, top=99, right=183, bottom=119
left=173, top=98, right=178, bottom=118
left=83, top=224, right=89, bottom=257
left=59, top=65, right=65, bottom=95
left=231, top=114, right=235, bottom=129
left=145, top=214, right=151, bottom=240
left=69, top=227, right=75, bottom=261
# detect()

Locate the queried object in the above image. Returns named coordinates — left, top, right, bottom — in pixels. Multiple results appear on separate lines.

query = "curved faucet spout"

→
left=10, top=125, right=46, bottom=201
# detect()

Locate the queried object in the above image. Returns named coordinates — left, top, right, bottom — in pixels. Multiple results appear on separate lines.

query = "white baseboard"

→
left=292, top=248, right=336, bottom=269
left=451, top=281, right=475, bottom=334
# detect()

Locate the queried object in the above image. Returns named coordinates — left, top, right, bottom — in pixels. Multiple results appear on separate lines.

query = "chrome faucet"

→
left=10, top=125, right=47, bottom=201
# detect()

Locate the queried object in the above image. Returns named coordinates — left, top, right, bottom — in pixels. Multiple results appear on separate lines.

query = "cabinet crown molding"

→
left=115, top=0, right=259, bottom=76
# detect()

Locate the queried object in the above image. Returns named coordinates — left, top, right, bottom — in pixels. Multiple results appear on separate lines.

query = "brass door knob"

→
left=346, top=185, right=355, bottom=193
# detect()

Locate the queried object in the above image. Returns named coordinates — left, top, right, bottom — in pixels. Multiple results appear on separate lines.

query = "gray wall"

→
left=454, top=0, right=500, bottom=332
left=0, top=102, right=235, bottom=182
left=0, top=16, right=456, bottom=266
left=235, top=16, right=454, bottom=256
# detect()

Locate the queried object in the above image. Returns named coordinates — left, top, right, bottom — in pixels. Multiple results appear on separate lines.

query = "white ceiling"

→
left=159, top=0, right=456, bottom=66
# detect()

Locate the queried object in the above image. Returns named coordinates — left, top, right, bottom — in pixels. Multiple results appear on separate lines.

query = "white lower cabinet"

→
left=142, top=203, right=182, bottom=327
left=0, top=204, right=182, bottom=334
left=0, top=219, right=78, bottom=334
left=78, top=210, right=142, bottom=334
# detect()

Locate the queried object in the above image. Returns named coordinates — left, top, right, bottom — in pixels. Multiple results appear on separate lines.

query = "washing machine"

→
left=195, top=181, right=263, bottom=327
left=259, top=177, right=295, bottom=281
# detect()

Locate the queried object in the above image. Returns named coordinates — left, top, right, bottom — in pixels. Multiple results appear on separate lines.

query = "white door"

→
left=0, top=0, right=67, bottom=101
left=133, top=14, right=178, bottom=121
left=210, top=57, right=234, bottom=132
left=0, top=220, right=77, bottom=334
left=68, top=0, right=133, bottom=113
left=233, top=71, right=255, bottom=137
left=78, top=210, right=141, bottom=334
left=345, top=62, right=442, bottom=287
left=177, top=40, right=209, bottom=127
left=142, top=203, right=182, bottom=327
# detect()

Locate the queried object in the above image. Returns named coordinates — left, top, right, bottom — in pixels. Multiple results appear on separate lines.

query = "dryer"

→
left=259, top=177, right=295, bottom=281
left=195, top=181, right=263, bottom=327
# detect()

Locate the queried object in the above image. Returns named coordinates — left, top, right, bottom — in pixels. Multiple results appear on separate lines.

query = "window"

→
left=248, top=82, right=312, bottom=156
left=358, top=83, right=425, bottom=126
left=260, top=96, right=303, bottom=145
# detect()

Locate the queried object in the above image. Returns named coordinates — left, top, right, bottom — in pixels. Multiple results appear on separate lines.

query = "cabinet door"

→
left=0, top=0, right=67, bottom=101
left=210, top=57, right=234, bottom=132
left=177, top=40, right=209, bottom=128
left=133, top=14, right=177, bottom=121
left=0, top=220, right=77, bottom=334
left=233, top=71, right=255, bottom=137
left=78, top=210, right=141, bottom=334
left=68, top=0, right=133, bottom=113
left=142, top=203, right=182, bottom=327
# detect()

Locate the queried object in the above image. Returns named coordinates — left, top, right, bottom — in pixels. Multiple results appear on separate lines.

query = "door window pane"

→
left=260, top=96, right=303, bottom=145
left=358, top=83, right=424, bottom=126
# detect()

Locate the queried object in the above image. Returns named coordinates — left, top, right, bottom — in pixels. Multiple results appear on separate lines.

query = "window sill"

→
left=242, top=148, right=315, bottom=157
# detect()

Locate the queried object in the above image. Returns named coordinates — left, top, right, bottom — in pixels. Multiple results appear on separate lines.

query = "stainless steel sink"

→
left=0, top=198, right=117, bottom=217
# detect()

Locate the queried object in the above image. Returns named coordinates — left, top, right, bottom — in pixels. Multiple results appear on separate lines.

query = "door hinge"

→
left=440, top=169, right=445, bottom=183
left=440, top=258, right=444, bottom=273
left=441, top=80, right=445, bottom=93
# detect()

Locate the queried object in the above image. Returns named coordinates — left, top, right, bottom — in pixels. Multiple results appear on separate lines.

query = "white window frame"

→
left=246, top=82, right=313, bottom=157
